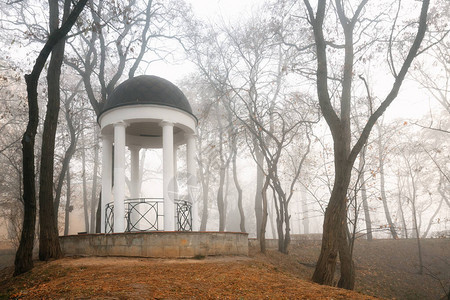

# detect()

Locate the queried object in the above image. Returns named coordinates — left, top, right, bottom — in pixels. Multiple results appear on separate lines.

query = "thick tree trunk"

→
left=312, top=142, right=353, bottom=289
left=306, top=0, right=428, bottom=290
left=64, top=166, right=71, bottom=236
left=337, top=224, right=355, bottom=289
left=312, top=193, right=343, bottom=286
left=38, top=0, right=71, bottom=261
left=14, top=74, right=39, bottom=275
left=273, top=184, right=290, bottom=254
left=14, top=0, right=87, bottom=275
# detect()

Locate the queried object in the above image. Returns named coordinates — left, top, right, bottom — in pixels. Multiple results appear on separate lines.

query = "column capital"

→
left=159, top=120, right=174, bottom=127
left=114, top=121, right=129, bottom=128
left=128, top=145, right=141, bottom=152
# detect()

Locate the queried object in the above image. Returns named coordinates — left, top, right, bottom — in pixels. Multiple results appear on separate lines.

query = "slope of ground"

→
left=0, top=238, right=448, bottom=299
left=253, top=238, right=450, bottom=299
left=0, top=256, right=374, bottom=299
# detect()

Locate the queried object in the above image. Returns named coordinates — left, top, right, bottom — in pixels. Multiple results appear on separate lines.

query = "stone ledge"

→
left=60, top=231, right=248, bottom=258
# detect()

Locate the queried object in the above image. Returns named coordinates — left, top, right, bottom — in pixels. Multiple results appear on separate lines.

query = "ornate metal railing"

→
left=176, top=200, right=192, bottom=231
left=105, top=198, right=192, bottom=233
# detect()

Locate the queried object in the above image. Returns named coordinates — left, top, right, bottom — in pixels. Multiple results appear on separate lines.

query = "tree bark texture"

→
left=14, top=0, right=87, bottom=275
left=38, top=0, right=71, bottom=261
left=14, top=74, right=39, bottom=276
left=305, top=0, right=429, bottom=289
left=312, top=140, right=352, bottom=287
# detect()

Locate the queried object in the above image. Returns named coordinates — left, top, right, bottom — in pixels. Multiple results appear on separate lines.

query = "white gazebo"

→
left=98, top=75, right=198, bottom=233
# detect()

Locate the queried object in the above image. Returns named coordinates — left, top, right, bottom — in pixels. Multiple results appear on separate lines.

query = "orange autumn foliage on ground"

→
left=1, top=256, right=373, bottom=299
left=1, top=239, right=449, bottom=299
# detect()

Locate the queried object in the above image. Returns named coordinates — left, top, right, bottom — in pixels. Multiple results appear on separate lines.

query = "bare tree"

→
left=300, top=0, right=430, bottom=289
left=53, top=81, right=82, bottom=226
left=401, top=144, right=424, bottom=274
left=376, top=122, right=398, bottom=239
left=14, top=0, right=87, bottom=275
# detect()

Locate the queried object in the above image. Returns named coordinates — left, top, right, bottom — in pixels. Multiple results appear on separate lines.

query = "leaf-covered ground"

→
left=0, top=238, right=448, bottom=299
left=0, top=256, right=374, bottom=299
left=252, top=238, right=450, bottom=299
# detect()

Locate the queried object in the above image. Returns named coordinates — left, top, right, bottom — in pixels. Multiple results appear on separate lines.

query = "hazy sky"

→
left=188, top=0, right=261, bottom=22
left=151, top=0, right=434, bottom=123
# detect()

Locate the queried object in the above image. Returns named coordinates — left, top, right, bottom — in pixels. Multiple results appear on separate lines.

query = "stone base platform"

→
left=59, top=231, right=248, bottom=258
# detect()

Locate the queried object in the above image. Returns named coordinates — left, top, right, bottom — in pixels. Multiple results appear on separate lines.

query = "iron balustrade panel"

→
left=105, top=203, right=114, bottom=233
left=105, top=198, right=192, bottom=232
left=176, top=200, right=192, bottom=231
left=125, top=198, right=163, bottom=232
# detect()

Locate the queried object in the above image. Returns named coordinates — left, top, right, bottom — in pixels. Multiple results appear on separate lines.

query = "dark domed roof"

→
left=100, top=75, right=192, bottom=115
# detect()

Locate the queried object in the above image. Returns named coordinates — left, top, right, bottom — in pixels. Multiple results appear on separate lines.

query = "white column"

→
left=161, top=121, right=175, bottom=231
left=129, top=146, right=140, bottom=199
left=113, top=122, right=127, bottom=233
left=186, top=133, right=199, bottom=231
left=173, top=147, right=178, bottom=200
left=129, top=146, right=140, bottom=231
left=101, top=135, right=113, bottom=233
